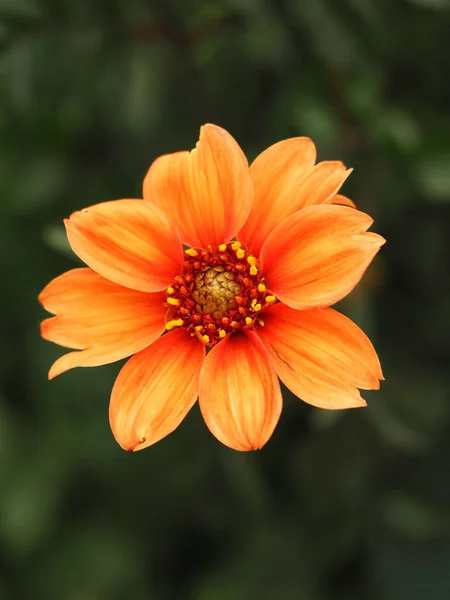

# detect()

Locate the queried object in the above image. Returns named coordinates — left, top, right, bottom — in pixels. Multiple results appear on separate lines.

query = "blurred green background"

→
left=1, top=0, right=450, bottom=598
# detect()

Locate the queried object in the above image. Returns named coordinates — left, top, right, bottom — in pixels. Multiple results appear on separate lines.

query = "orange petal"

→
left=39, top=268, right=166, bottom=379
left=260, top=204, right=385, bottom=310
left=65, top=199, right=183, bottom=292
left=238, top=137, right=316, bottom=255
left=256, top=303, right=383, bottom=409
left=143, top=124, right=253, bottom=248
left=109, top=329, right=205, bottom=451
left=199, top=331, right=282, bottom=451
left=240, top=151, right=351, bottom=256
left=296, top=161, right=352, bottom=205
left=330, top=194, right=356, bottom=208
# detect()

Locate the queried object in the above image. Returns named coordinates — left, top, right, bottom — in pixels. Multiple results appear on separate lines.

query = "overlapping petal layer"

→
left=39, top=268, right=166, bottom=379
left=257, top=303, right=383, bottom=409
left=238, top=137, right=316, bottom=255
left=109, top=329, right=205, bottom=451
left=199, top=331, right=282, bottom=451
left=239, top=136, right=352, bottom=256
left=330, top=194, right=356, bottom=208
left=260, top=204, right=385, bottom=310
left=143, top=124, right=253, bottom=248
left=65, top=199, right=183, bottom=292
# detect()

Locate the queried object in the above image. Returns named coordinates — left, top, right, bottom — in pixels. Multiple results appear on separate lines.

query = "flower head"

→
left=39, top=124, right=385, bottom=452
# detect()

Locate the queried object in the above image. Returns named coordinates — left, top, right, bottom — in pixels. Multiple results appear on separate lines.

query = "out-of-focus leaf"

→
left=415, top=155, right=450, bottom=201
left=382, top=491, right=442, bottom=538
left=380, top=109, right=421, bottom=152
left=26, top=522, right=152, bottom=600
left=293, top=95, right=340, bottom=146
left=0, top=0, right=39, bottom=18
left=407, top=0, right=450, bottom=8
left=1, top=448, right=66, bottom=559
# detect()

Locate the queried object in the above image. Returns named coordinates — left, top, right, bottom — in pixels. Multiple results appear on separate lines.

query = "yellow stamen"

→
left=265, top=295, right=276, bottom=303
left=202, top=334, right=210, bottom=344
left=247, top=256, right=257, bottom=266
left=185, top=248, right=198, bottom=257
left=167, top=286, right=174, bottom=294
left=231, top=241, right=241, bottom=251
left=218, top=244, right=227, bottom=252
left=230, top=321, right=239, bottom=328
left=167, top=297, right=180, bottom=306
left=245, top=317, right=253, bottom=325
left=166, top=318, right=183, bottom=330
left=257, top=283, right=266, bottom=293
left=218, top=329, right=226, bottom=338
left=236, top=248, right=245, bottom=259
left=251, top=299, right=262, bottom=311
left=250, top=265, right=258, bottom=276
left=195, top=325, right=203, bottom=331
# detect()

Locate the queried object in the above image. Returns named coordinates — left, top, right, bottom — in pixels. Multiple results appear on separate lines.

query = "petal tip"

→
left=48, top=365, right=60, bottom=380
left=346, top=396, right=367, bottom=408
left=132, top=442, right=146, bottom=452
left=38, top=290, right=47, bottom=308
left=40, top=319, right=48, bottom=339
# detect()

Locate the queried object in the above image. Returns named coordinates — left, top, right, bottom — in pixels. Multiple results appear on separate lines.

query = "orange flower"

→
left=39, top=124, right=385, bottom=452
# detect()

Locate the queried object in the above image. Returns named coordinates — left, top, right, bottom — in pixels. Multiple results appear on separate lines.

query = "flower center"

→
left=192, top=266, right=242, bottom=320
left=165, top=242, right=276, bottom=347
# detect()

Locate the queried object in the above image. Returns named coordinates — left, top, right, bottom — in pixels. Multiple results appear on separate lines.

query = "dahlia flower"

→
left=39, top=124, right=384, bottom=451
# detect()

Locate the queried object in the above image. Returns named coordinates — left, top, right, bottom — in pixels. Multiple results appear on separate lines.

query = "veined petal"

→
left=238, top=137, right=316, bottom=255
left=295, top=161, right=352, bottom=206
left=143, top=124, right=253, bottom=248
left=330, top=194, right=356, bottom=208
left=240, top=151, right=351, bottom=256
left=199, top=331, right=282, bottom=451
left=65, top=199, right=183, bottom=292
left=260, top=204, right=385, bottom=310
left=257, top=303, right=383, bottom=409
left=39, top=268, right=166, bottom=379
left=109, top=329, right=205, bottom=451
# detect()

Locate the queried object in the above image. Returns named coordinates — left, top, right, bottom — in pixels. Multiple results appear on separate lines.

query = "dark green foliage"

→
left=1, top=0, right=450, bottom=598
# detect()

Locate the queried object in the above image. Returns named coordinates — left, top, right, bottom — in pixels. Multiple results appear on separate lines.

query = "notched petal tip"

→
left=143, top=124, right=253, bottom=249
left=261, top=204, right=385, bottom=310
left=239, top=136, right=317, bottom=255
left=257, top=304, right=383, bottom=410
left=39, top=269, right=168, bottom=377
left=331, top=194, right=357, bottom=209
left=199, top=331, right=282, bottom=451
left=132, top=438, right=148, bottom=452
